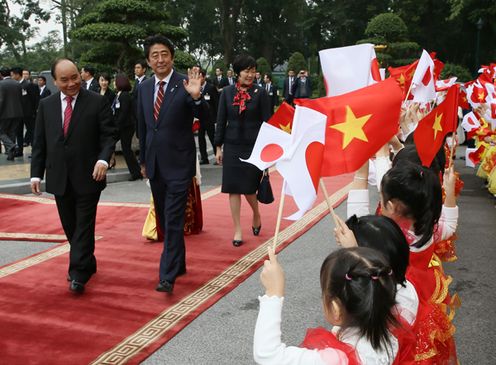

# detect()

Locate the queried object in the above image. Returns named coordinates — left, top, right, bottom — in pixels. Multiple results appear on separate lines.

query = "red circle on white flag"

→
left=261, top=144, right=284, bottom=162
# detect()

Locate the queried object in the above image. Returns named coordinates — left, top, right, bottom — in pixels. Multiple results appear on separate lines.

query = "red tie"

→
left=63, top=96, right=73, bottom=137
left=154, top=81, right=165, bottom=121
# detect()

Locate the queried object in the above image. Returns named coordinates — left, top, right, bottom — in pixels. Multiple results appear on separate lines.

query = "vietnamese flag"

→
left=388, top=61, right=418, bottom=95
left=267, top=101, right=295, bottom=133
left=295, top=78, right=403, bottom=176
left=414, top=85, right=459, bottom=167
left=459, top=87, right=470, bottom=110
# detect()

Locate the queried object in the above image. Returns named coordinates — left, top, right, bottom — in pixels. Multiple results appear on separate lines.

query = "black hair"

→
left=135, top=60, right=147, bottom=69
left=346, top=215, right=409, bottom=286
left=143, top=34, right=175, bottom=60
left=11, top=67, right=22, bottom=76
left=0, top=68, right=10, bottom=77
left=82, top=65, right=96, bottom=77
left=99, top=72, right=111, bottom=83
left=321, top=247, right=397, bottom=352
left=264, top=73, right=272, bottom=82
left=115, top=73, right=131, bottom=92
left=50, top=58, right=77, bottom=79
left=393, top=145, right=443, bottom=177
left=38, top=75, right=47, bottom=82
left=381, top=162, right=442, bottom=249
left=232, top=54, right=257, bottom=75
left=403, top=133, right=446, bottom=175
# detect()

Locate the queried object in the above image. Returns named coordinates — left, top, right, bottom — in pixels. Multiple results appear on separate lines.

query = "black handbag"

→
left=257, top=169, right=274, bottom=204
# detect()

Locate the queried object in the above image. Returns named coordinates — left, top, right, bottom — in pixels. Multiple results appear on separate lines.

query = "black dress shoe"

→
left=252, top=225, right=261, bottom=236
left=69, top=280, right=85, bottom=294
left=156, top=280, right=174, bottom=293
left=14, top=150, right=23, bottom=157
left=199, top=159, right=209, bottom=165
left=7, top=148, right=15, bottom=161
left=232, top=239, right=243, bottom=247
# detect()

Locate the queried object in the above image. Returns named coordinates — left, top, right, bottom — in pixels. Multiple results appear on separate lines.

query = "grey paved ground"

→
left=1, top=151, right=495, bottom=364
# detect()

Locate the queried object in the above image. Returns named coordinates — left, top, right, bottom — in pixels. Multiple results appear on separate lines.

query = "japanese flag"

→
left=461, top=112, right=481, bottom=133
left=319, top=43, right=381, bottom=97
left=411, top=50, right=436, bottom=103
left=435, top=77, right=457, bottom=91
left=276, top=106, right=327, bottom=220
left=241, top=122, right=291, bottom=171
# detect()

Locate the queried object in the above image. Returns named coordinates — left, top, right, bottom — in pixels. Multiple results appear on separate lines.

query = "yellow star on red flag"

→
left=330, top=105, right=371, bottom=149
left=279, top=122, right=292, bottom=134
left=432, top=113, right=443, bottom=139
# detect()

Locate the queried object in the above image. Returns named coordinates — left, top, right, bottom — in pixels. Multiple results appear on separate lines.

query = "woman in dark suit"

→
left=98, top=72, right=115, bottom=105
left=215, top=55, right=271, bottom=246
left=112, top=73, right=141, bottom=180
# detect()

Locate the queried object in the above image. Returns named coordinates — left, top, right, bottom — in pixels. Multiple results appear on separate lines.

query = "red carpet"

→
left=0, top=172, right=352, bottom=364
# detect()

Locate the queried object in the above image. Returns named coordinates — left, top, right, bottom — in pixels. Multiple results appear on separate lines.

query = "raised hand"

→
left=333, top=214, right=358, bottom=248
left=260, top=247, right=285, bottom=297
left=183, top=67, right=202, bottom=100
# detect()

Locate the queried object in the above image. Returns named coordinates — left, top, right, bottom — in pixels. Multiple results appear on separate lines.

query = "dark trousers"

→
left=119, top=124, right=141, bottom=178
left=0, top=118, right=20, bottom=152
left=55, top=182, right=101, bottom=283
left=198, top=122, right=215, bottom=161
left=149, top=174, right=190, bottom=283
left=23, top=115, right=35, bottom=145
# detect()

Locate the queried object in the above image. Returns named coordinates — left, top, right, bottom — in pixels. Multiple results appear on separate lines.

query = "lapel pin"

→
left=254, top=89, right=258, bottom=93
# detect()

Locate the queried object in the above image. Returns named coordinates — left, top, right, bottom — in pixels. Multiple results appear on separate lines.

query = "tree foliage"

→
left=287, top=52, right=307, bottom=73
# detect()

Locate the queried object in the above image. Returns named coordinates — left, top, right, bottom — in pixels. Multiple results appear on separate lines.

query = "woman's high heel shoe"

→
left=252, top=225, right=261, bottom=236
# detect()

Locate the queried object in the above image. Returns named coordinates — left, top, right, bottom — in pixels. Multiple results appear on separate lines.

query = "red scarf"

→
left=232, top=83, right=251, bottom=114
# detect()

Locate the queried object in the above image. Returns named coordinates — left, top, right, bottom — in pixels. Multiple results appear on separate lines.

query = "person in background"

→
left=263, top=73, right=278, bottom=115
left=80, top=65, right=100, bottom=92
left=215, top=54, right=271, bottom=247
left=282, top=69, right=296, bottom=105
left=0, top=67, right=23, bottom=161
left=98, top=72, right=116, bottom=106
left=38, top=76, right=52, bottom=99
left=197, top=67, right=218, bottom=165
left=294, top=69, right=312, bottom=99
left=112, top=73, right=141, bottom=181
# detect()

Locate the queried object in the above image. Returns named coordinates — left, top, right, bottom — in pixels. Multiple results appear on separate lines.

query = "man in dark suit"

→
left=212, top=67, right=227, bottom=92
left=282, top=69, right=296, bottom=105
left=197, top=67, right=218, bottom=164
left=132, top=60, right=148, bottom=139
left=254, top=71, right=264, bottom=87
left=38, top=76, right=52, bottom=99
left=294, top=69, right=312, bottom=99
left=0, top=68, right=23, bottom=161
left=137, top=34, right=204, bottom=294
left=80, top=65, right=100, bottom=93
left=224, top=69, right=237, bottom=87
left=21, top=69, right=40, bottom=148
left=263, top=73, right=279, bottom=115
left=31, top=58, right=116, bottom=294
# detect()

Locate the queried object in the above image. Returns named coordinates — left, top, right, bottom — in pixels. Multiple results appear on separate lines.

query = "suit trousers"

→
left=23, top=115, right=35, bottom=145
left=198, top=122, right=215, bottom=161
left=150, top=173, right=190, bottom=283
left=118, top=124, right=141, bottom=178
left=55, top=182, right=101, bottom=283
left=0, top=118, right=20, bottom=152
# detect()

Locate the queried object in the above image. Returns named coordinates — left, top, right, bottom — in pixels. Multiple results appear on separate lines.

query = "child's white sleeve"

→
left=346, top=189, right=370, bottom=219
left=395, top=281, right=419, bottom=326
left=373, top=156, right=391, bottom=192
left=253, top=296, right=348, bottom=365
left=438, top=205, right=459, bottom=240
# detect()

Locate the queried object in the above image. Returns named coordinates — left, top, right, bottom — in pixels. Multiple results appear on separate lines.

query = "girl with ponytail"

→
left=254, top=247, right=400, bottom=365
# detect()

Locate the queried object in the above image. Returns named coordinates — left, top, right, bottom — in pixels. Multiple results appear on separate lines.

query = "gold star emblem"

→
left=398, top=74, right=405, bottom=87
left=279, top=122, right=292, bottom=134
left=478, top=91, right=485, bottom=102
left=432, top=112, right=443, bottom=139
left=330, top=106, right=371, bottom=149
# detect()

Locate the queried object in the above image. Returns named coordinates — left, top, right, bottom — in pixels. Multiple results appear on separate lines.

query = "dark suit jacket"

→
left=282, top=77, right=296, bottom=100
left=31, top=88, right=117, bottom=195
left=199, top=81, right=219, bottom=127
left=215, top=84, right=271, bottom=147
left=0, top=78, right=23, bottom=120
left=137, top=71, right=204, bottom=182
left=264, top=83, right=279, bottom=113
left=20, top=79, right=39, bottom=118
left=40, top=87, right=52, bottom=99
left=113, top=91, right=134, bottom=129
left=86, top=78, right=100, bottom=93
left=213, top=76, right=227, bottom=91
left=294, top=77, right=312, bottom=98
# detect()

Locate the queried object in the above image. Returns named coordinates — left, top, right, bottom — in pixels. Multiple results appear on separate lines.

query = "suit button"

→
left=154, top=128, right=158, bottom=132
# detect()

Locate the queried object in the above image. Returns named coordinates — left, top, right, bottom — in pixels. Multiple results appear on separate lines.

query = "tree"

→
left=256, top=57, right=271, bottom=76
left=0, top=0, right=50, bottom=62
left=70, top=0, right=187, bottom=73
left=287, top=52, right=307, bottom=73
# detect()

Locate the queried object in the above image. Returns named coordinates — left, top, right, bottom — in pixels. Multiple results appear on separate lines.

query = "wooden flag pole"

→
left=404, top=81, right=414, bottom=102
left=449, top=131, right=457, bottom=168
left=272, top=180, right=287, bottom=251
left=319, top=179, right=339, bottom=226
